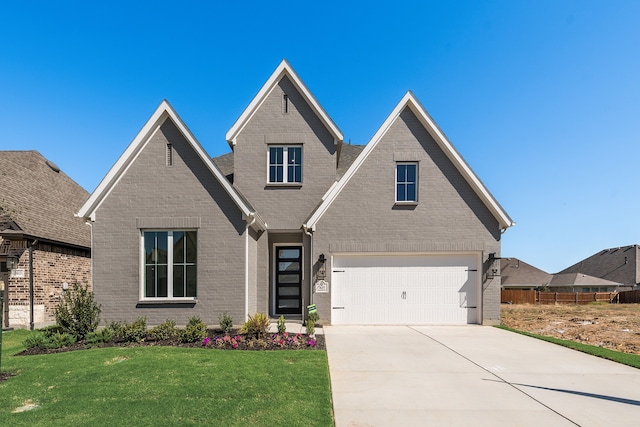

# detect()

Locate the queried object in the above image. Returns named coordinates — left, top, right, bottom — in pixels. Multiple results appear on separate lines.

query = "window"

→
left=268, top=146, right=302, bottom=183
left=143, top=231, right=197, bottom=299
left=396, top=162, right=418, bottom=202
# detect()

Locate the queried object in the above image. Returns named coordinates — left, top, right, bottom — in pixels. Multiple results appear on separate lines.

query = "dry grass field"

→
left=501, top=303, right=640, bottom=355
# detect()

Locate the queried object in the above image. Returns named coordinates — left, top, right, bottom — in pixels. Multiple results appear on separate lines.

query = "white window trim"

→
left=395, top=162, right=419, bottom=203
left=267, top=145, right=303, bottom=184
left=139, top=230, right=198, bottom=302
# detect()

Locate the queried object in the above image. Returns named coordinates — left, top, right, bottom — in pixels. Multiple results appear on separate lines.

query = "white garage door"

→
left=331, top=254, right=480, bottom=325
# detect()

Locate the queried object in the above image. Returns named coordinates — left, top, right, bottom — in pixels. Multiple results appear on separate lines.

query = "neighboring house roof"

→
left=549, top=272, right=622, bottom=288
left=559, top=245, right=640, bottom=286
left=304, top=91, right=515, bottom=231
left=500, top=258, right=552, bottom=288
left=0, top=150, right=90, bottom=248
left=77, top=100, right=266, bottom=231
left=225, top=59, right=344, bottom=146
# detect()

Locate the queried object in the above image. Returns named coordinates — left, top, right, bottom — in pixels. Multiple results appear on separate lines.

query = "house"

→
left=559, top=245, right=640, bottom=289
left=547, top=273, right=623, bottom=293
left=0, top=151, right=91, bottom=329
left=500, top=258, right=552, bottom=290
left=77, top=60, right=514, bottom=326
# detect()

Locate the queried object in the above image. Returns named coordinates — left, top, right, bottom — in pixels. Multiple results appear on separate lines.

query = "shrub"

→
left=181, top=316, right=207, bottom=343
left=23, top=330, right=77, bottom=349
left=106, top=317, right=148, bottom=343
left=41, top=324, right=64, bottom=337
left=277, top=315, right=286, bottom=334
left=148, top=319, right=180, bottom=341
left=218, top=312, right=233, bottom=334
left=85, top=328, right=114, bottom=345
left=46, top=332, right=77, bottom=349
left=240, top=313, right=270, bottom=338
left=54, top=283, right=101, bottom=340
left=305, top=311, right=319, bottom=336
left=23, top=331, right=48, bottom=349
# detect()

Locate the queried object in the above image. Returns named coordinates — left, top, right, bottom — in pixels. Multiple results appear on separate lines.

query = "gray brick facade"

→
left=80, top=61, right=512, bottom=327
left=91, top=119, right=249, bottom=326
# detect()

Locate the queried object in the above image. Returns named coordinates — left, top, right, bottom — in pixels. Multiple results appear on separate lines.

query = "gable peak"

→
left=225, top=59, right=343, bottom=146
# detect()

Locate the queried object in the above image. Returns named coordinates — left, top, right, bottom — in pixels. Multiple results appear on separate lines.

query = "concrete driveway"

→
left=324, top=325, right=640, bottom=427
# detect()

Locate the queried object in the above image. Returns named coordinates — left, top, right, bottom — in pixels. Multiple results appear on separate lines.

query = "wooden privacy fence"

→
left=617, top=289, right=640, bottom=304
left=501, top=289, right=617, bottom=305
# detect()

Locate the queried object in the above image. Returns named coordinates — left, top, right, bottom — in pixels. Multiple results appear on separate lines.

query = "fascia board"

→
left=77, top=103, right=169, bottom=219
left=162, top=105, right=255, bottom=219
left=404, top=93, right=514, bottom=229
left=305, top=92, right=514, bottom=231
left=78, top=100, right=257, bottom=222
left=225, top=59, right=344, bottom=145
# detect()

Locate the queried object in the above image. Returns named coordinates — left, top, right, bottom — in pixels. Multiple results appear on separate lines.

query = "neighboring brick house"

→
left=0, top=151, right=91, bottom=329
left=559, top=245, right=640, bottom=289
left=78, top=60, right=513, bottom=326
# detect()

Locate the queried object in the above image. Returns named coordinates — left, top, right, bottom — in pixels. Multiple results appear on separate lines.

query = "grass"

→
left=496, top=325, right=640, bottom=369
left=1, top=329, right=333, bottom=426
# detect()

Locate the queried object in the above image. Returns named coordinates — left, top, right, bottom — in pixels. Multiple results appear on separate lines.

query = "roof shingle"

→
left=0, top=151, right=90, bottom=248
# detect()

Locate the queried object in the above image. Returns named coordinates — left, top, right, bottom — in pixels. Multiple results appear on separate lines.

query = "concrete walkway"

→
left=324, top=325, right=640, bottom=427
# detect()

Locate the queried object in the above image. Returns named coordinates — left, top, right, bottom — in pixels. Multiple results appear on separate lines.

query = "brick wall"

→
left=3, top=239, right=91, bottom=327
left=313, top=106, right=503, bottom=325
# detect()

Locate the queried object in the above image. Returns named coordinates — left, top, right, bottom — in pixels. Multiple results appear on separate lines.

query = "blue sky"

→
left=2, top=1, right=639, bottom=273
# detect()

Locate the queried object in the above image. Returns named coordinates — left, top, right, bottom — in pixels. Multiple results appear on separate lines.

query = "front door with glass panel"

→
left=276, top=246, right=302, bottom=314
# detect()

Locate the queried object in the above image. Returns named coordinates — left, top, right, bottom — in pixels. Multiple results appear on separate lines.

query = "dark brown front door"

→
left=275, top=246, right=302, bottom=315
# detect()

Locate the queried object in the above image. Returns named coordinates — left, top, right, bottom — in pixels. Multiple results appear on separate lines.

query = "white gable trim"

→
left=225, top=59, right=344, bottom=146
left=77, top=100, right=266, bottom=231
left=305, top=91, right=514, bottom=231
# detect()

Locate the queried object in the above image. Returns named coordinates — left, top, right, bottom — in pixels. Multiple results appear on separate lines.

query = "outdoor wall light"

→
left=317, top=254, right=326, bottom=279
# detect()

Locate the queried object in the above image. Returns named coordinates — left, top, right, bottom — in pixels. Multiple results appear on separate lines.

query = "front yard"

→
left=0, top=329, right=333, bottom=426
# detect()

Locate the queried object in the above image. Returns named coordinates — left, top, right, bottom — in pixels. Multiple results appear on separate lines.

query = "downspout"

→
left=28, top=239, right=38, bottom=331
left=245, top=214, right=257, bottom=322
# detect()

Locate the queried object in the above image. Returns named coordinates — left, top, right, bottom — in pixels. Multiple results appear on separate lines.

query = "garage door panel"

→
left=332, top=254, right=480, bottom=325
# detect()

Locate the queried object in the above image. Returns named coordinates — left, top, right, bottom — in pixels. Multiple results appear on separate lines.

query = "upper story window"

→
left=396, top=162, right=418, bottom=203
left=268, top=146, right=302, bottom=184
left=143, top=230, right=197, bottom=299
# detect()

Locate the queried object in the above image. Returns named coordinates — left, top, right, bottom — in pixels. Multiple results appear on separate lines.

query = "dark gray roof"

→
left=337, top=143, right=365, bottom=178
left=500, top=258, right=552, bottom=287
left=0, top=151, right=90, bottom=248
left=549, top=272, right=621, bottom=287
left=212, top=152, right=234, bottom=182
left=559, top=245, right=640, bottom=286
left=211, top=143, right=366, bottom=183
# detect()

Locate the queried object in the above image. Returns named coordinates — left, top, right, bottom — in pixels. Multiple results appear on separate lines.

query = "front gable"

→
left=226, top=60, right=346, bottom=229
left=306, top=92, right=514, bottom=235
left=78, top=100, right=265, bottom=232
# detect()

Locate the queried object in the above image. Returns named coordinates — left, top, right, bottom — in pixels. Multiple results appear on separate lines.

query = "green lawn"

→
left=496, top=325, right=640, bottom=369
left=1, top=329, right=334, bottom=426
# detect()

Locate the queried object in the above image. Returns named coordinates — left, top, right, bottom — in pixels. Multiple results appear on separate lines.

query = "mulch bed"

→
left=14, top=329, right=325, bottom=357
